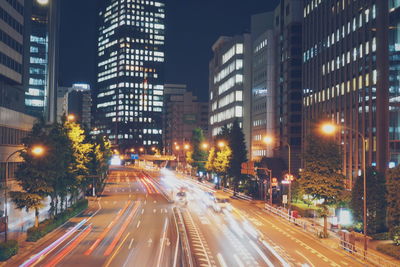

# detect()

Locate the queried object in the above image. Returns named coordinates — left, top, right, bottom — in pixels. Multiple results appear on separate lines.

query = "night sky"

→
left=59, top=0, right=279, bottom=101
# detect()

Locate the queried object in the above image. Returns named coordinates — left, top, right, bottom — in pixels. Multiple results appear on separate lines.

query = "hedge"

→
left=376, top=243, right=400, bottom=260
left=0, top=240, right=18, bottom=261
left=291, top=204, right=316, bottom=218
left=27, top=199, right=88, bottom=242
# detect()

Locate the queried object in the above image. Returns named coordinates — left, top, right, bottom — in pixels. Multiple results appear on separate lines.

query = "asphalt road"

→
left=15, top=167, right=362, bottom=267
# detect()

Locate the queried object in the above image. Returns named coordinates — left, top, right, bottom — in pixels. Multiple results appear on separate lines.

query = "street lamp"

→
left=67, top=114, right=75, bottom=122
left=36, top=0, right=49, bottom=5
left=217, top=141, right=225, bottom=148
left=321, top=122, right=368, bottom=252
left=263, top=136, right=292, bottom=210
left=184, top=144, right=190, bottom=150
left=139, top=147, right=144, bottom=153
left=4, top=145, right=45, bottom=241
left=201, top=143, right=209, bottom=150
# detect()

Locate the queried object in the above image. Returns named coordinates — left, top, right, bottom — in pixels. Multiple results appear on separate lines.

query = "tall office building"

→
left=273, top=0, right=303, bottom=173
left=95, top=0, right=166, bottom=151
left=25, top=1, right=48, bottom=117
left=0, top=0, right=25, bottom=112
left=250, top=12, right=276, bottom=161
left=209, top=35, right=252, bottom=156
left=302, top=1, right=396, bottom=186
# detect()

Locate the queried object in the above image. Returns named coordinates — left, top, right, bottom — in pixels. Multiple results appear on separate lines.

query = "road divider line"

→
left=136, top=220, right=141, bottom=228
left=295, top=250, right=315, bottom=267
left=104, top=232, right=130, bottom=267
left=128, top=238, right=134, bottom=249
left=104, top=201, right=140, bottom=256
left=156, top=218, right=169, bottom=267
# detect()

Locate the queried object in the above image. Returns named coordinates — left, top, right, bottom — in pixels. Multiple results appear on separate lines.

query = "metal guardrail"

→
left=264, top=204, right=398, bottom=267
left=172, top=207, right=194, bottom=267
left=222, top=188, right=253, bottom=201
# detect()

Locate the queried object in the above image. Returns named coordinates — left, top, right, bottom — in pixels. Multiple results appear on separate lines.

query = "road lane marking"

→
left=153, top=209, right=156, bottom=213
left=104, top=202, right=140, bottom=256
left=233, top=254, right=245, bottom=267
left=128, top=238, right=134, bottom=249
left=136, top=220, right=141, bottom=228
left=217, top=253, right=228, bottom=267
left=295, top=250, right=315, bottom=267
left=141, top=209, right=144, bottom=215
left=104, top=232, right=130, bottom=267
left=249, top=240, right=274, bottom=267
left=156, top=218, right=168, bottom=267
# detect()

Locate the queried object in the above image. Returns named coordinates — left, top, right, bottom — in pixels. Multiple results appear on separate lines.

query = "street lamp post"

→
left=263, top=136, right=292, bottom=208
left=322, top=123, right=368, bottom=252
left=4, top=146, right=45, bottom=242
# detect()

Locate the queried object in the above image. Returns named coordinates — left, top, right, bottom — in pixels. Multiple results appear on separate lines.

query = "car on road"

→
left=212, top=197, right=232, bottom=212
left=176, top=191, right=188, bottom=205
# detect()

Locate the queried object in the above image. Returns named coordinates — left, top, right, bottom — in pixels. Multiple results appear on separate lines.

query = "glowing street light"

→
left=217, top=141, right=225, bottom=148
left=31, top=146, right=45, bottom=156
left=175, top=145, right=180, bottom=151
left=321, top=123, right=337, bottom=135
left=184, top=144, right=190, bottom=150
left=201, top=143, right=209, bottom=150
left=130, top=148, right=135, bottom=153
left=67, top=114, right=75, bottom=122
left=139, top=147, right=144, bottom=152
left=263, top=136, right=273, bottom=144
left=36, top=0, right=49, bottom=5
left=151, top=147, right=156, bottom=151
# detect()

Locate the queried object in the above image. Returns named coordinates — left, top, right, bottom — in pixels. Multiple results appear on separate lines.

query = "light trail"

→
left=84, top=201, right=131, bottom=256
left=20, top=219, right=87, bottom=267
left=103, top=201, right=140, bottom=256
left=44, top=224, right=92, bottom=267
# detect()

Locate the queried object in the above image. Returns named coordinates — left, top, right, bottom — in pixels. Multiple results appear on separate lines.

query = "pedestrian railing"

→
left=222, top=188, right=253, bottom=201
left=264, top=204, right=398, bottom=267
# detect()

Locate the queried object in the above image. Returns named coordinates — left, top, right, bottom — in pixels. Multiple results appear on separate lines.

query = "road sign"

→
left=131, top=154, right=139, bottom=160
left=241, top=161, right=256, bottom=175
left=282, top=195, right=288, bottom=204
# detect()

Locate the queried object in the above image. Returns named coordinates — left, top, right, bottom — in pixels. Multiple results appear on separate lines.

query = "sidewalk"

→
left=250, top=201, right=400, bottom=267
left=0, top=198, right=98, bottom=266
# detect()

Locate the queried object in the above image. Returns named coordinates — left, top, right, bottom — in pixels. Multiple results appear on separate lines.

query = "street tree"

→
left=227, top=119, right=248, bottom=193
left=11, top=120, right=53, bottom=226
left=205, top=147, right=216, bottom=173
left=351, top=167, right=387, bottom=234
left=188, top=128, right=208, bottom=172
left=298, top=134, right=345, bottom=237
left=386, top=165, right=400, bottom=232
left=214, top=145, right=232, bottom=188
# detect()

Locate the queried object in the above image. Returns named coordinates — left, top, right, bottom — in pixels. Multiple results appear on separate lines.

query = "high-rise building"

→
left=250, top=12, right=276, bottom=161
left=95, top=0, right=166, bottom=152
left=0, top=0, right=25, bottom=112
left=25, top=1, right=48, bottom=117
left=209, top=35, right=252, bottom=156
left=163, top=84, right=208, bottom=156
left=273, top=0, right=303, bottom=173
left=302, top=1, right=396, bottom=186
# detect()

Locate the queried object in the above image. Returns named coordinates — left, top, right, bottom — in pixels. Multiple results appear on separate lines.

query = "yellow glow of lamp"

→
left=184, top=144, right=190, bottom=150
left=67, top=114, right=75, bottom=122
left=263, top=136, right=273, bottom=144
left=31, top=146, right=45, bottom=156
left=218, top=141, right=225, bottom=148
left=321, top=123, right=337, bottom=135
left=201, top=143, right=209, bottom=149
left=37, top=0, right=49, bottom=5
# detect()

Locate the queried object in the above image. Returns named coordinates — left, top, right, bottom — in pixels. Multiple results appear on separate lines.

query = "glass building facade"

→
left=95, top=0, right=165, bottom=151
left=25, top=3, right=48, bottom=116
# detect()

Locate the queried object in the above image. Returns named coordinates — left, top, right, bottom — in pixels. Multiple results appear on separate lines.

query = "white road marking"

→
left=217, top=253, right=228, bottom=267
left=153, top=209, right=156, bottom=213
left=136, top=220, right=141, bottom=228
left=249, top=240, right=274, bottom=267
left=141, top=209, right=144, bottom=215
left=295, top=250, right=315, bottom=267
left=128, top=238, right=134, bottom=249
left=233, top=254, right=245, bottom=267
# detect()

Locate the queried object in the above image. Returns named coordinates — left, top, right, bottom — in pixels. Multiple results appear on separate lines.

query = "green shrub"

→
left=376, top=243, right=400, bottom=260
left=291, top=204, right=316, bottom=218
left=371, top=232, right=390, bottom=240
left=390, top=226, right=400, bottom=246
left=0, top=240, right=18, bottom=261
left=27, top=199, right=88, bottom=242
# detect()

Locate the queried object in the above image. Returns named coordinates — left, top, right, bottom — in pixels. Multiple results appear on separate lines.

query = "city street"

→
left=13, top=167, right=284, bottom=267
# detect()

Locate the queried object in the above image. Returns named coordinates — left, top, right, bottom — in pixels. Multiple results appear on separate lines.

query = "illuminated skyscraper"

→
left=95, top=0, right=165, bottom=151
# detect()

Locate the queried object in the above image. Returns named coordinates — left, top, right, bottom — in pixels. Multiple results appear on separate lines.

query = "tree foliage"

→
left=298, top=134, right=345, bottom=236
left=188, top=128, right=208, bottom=172
left=205, top=147, right=216, bottom=173
left=10, top=119, right=111, bottom=227
left=214, top=146, right=231, bottom=175
left=386, top=165, right=400, bottom=231
left=227, top=119, right=248, bottom=192
left=351, top=167, right=387, bottom=234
